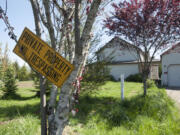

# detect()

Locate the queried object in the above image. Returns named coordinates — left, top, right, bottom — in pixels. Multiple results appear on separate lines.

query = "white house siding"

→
left=108, top=64, right=139, bottom=81
left=99, top=48, right=139, bottom=62
left=161, top=53, right=180, bottom=87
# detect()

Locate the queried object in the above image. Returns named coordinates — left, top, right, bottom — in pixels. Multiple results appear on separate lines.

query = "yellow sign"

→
left=13, top=27, right=74, bottom=87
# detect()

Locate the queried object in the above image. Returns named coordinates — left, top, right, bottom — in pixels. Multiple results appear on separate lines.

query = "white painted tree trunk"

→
left=49, top=56, right=81, bottom=135
left=50, top=0, right=102, bottom=134
left=29, top=0, right=102, bottom=135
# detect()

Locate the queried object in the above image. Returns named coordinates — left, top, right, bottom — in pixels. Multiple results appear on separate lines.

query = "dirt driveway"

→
left=166, top=88, right=180, bottom=109
left=17, top=81, right=34, bottom=89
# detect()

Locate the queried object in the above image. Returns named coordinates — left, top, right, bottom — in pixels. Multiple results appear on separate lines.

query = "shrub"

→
left=147, top=79, right=156, bottom=89
left=126, top=73, right=143, bottom=82
left=83, top=61, right=110, bottom=83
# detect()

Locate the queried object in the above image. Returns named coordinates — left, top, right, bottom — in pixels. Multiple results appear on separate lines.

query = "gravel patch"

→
left=166, top=88, right=180, bottom=109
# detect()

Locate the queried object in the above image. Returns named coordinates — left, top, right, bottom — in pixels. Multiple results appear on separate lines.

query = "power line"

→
left=0, top=5, right=17, bottom=43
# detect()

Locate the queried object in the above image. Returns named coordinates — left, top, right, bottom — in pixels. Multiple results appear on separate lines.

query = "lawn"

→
left=70, top=81, right=180, bottom=135
left=0, top=81, right=180, bottom=135
left=0, top=81, right=40, bottom=135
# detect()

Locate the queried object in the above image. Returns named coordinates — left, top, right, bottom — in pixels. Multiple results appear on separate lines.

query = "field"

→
left=0, top=81, right=180, bottom=135
left=0, top=81, right=40, bottom=135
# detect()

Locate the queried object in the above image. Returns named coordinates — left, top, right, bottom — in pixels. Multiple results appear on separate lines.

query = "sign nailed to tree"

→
left=13, top=27, right=74, bottom=87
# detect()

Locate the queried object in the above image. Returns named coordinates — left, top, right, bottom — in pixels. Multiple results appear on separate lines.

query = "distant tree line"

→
left=0, top=43, right=32, bottom=98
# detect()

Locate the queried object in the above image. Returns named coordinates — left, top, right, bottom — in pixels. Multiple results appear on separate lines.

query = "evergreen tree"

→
left=2, top=65, right=17, bottom=98
left=13, top=61, right=20, bottom=79
left=18, top=65, right=30, bottom=81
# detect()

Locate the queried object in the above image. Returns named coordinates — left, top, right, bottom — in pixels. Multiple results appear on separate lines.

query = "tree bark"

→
left=47, top=85, right=58, bottom=135
left=30, top=0, right=103, bottom=135
left=40, top=76, right=47, bottom=135
left=29, top=1, right=47, bottom=135
left=143, top=75, right=147, bottom=96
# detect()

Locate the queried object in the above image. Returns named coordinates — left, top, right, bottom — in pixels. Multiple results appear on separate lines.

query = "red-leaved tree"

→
left=105, top=0, right=180, bottom=96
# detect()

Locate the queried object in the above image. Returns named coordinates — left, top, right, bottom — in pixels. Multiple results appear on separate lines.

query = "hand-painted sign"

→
left=13, top=27, right=74, bottom=87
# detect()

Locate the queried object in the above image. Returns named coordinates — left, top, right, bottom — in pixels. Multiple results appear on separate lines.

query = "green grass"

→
left=0, top=81, right=40, bottom=135
left=0, top=81, right=180, bottom=135
left=70, top=81, right=180, bottom=135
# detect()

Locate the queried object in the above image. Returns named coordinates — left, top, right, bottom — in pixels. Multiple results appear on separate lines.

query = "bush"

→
left=83, top=61, right=110, bottom=83
left=126, top=73, right=143, bottom=82
left=2, top=66, right=17, bottom=97
left=147, top=79, right=156, bottom=89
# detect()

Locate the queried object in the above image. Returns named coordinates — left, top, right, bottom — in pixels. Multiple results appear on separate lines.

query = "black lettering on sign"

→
left=19, top=44, right=28, bottom=56
left=31, top=41, right=44, bottom=54
left=42, top=63, right=61, bottom=82
left=28, top=51, right=34, bottom=61
left=21, top=32, right=29, bottom=43
left=58, top=62, right=65, bottom=71
left=37, top=58, right=46, bottom=69
left=54, top=56, right=60, bottom=67
left=21, top=32, right=44, bottom=54
left=61, top=64, right=68, bottom=73
left=30, top=52, right=38, bottom=66
left=29, top=52, right=46, bottom=69
left=21, top=32, right=35, bottom=46
left=49, top=51, right=56, bottom=64
left=37, top=43, right=44, bottom=54
left=44, top=50, right=54, bottom=64
left=31, top=41, right=38, bottom=51
left=29, top=52, right=61, bottom=83
left=64, top=66, right=71, bottom=75
left=44, top=50, right=62, bottom=69
left=29, top=36, right=35, bottom=47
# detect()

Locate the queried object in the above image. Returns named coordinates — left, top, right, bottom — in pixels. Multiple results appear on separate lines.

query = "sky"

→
left=0, top=0, right=35, bottom=66
left=0, top=0, right=117, bottom=67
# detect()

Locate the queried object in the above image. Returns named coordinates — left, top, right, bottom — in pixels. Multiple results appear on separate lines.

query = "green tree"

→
left=18, top=65, right=30, bottom=81
left=13, top=61, right=20, bottom=79
left=0, top=43, right=9, bottom=80
left=105, top=0, right=180, bottom=96
left=2, top=65, right=17, bottom=98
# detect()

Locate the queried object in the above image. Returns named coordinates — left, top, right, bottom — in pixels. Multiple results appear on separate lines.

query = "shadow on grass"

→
left=72, top=90, right=174, bottom=129
left=0, top=92, right=38, bottom=101
left=0, top=102, right=40, bottom=120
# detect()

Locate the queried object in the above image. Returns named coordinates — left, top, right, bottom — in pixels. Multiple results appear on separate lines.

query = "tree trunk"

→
left=143, top=76, right=147, bottom=96
left=52, top=57, right=81, bottom=135
left=47, top=84, right=58, bottom=134
left=29, top=1, right=47, bottom=134
left=28, top=1, right=102, bottom=134
left=40, top=76, right=47, bottom=135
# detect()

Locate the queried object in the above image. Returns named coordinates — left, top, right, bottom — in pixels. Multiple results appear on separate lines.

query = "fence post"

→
left=121, top=74, right=124, bottom=100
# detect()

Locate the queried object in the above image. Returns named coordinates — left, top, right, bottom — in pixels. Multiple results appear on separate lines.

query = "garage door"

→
left=168, top=65, right=180, bottom=87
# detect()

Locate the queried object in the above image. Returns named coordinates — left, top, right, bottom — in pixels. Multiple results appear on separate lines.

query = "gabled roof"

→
left=161, top=42, right=180, bottom=56
left=96, top=37, right=143, bottom=54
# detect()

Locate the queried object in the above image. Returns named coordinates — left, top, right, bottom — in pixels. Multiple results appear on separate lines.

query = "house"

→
left=161, top=42, right=180, bottom=87
left=96, top=37, right=160, bottom=81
